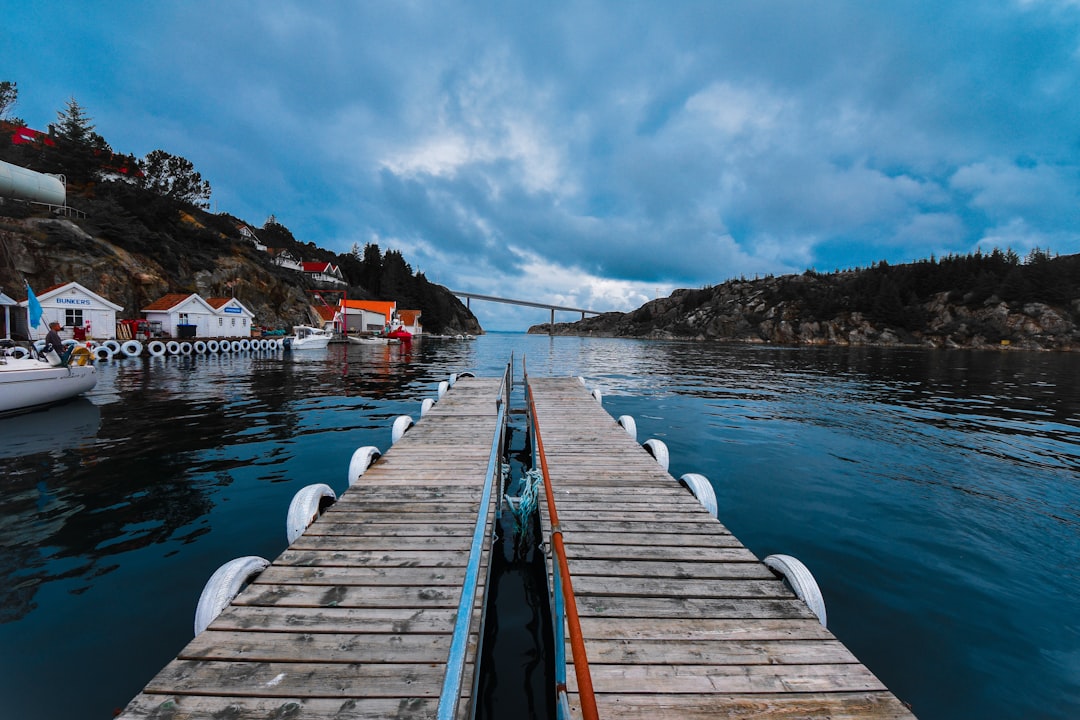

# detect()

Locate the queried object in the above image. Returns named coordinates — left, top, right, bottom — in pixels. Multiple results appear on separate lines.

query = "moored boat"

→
left=0, top=352, right=98, bottom=417
left=284, top=325, right=333, bottom=350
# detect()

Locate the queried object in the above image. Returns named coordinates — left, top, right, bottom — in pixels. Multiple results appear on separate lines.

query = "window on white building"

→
left=65, top=309, right=84, bottom=326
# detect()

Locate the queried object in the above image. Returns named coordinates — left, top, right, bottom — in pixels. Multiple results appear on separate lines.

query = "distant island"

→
left=530, top=251, right=1080, bottom=351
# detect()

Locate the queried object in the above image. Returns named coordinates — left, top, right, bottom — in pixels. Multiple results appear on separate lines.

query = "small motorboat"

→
left=347, top=334, right=388, bottom=346
left=0, top=351, right=98, bottom=417
left=386, top=326, right=413, bottom=341
left=284, top=325, right=333, bottom=350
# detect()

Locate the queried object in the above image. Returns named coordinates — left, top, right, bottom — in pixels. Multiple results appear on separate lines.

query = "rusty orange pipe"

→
left=528, top=383, right=600, bottom=720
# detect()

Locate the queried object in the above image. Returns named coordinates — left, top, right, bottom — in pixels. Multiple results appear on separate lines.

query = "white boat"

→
left=285, top=325, right=332, bottom=350
left=347, top=335, right=388, bottom=346
left=0, top=353, right=98, bottom=417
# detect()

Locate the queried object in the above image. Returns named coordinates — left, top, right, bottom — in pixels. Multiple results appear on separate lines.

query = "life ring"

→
left=69, top=346, right=92, bottom=366
left=103, top=340, right=122, bottom=354
left=286, top=483, right=337, bottom=543
left=231, top=340, right=243, bottom=352
left=617, top=415, right=637, bottom=441
left=148, top=340, right=167, bottom=357
left=166, top=340, right=181, bottom=355
left=391, top=415, right=414, bottom=445
left=239, top=339, right=251, bottom=351
left=8, top=346, right=30, bottom=359
left=193, top=556, right=270, bottom=636
left=206, top=340, right=219, bottom=353
left=194, top=340, right=207, bottom=354
left=92, top=345, right=114, bottom=361
left=679, top=473, right=718, bottom=518
left=764, top=554, right=827, bottom=627
left=643, top=438, right=669, bottom=471
left=121, top=340, right=143, bottom=357
left=347, top=446, right=382, bottom=487
left=179, top=341, right=193, bottom=355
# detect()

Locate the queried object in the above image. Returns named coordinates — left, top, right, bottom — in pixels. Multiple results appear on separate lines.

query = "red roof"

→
left=398, top=309, right=422, bottom=326
left=143, top=293, right=196, bottom=311
left=205, top=297, right=232, bottom=309
left=303, top=261, right=336, bottom=273
left=315, top=305, right=337, bottom=322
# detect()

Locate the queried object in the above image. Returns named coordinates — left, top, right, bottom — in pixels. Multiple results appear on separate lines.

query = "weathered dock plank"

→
left=528, top=376, right=916, bottom=719
left=116, top=376, right=506, bottom=720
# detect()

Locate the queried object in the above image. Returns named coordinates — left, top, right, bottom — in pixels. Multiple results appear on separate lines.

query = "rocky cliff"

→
left=530, top=258, right=1080, bottom=351
left=0, top=194, right=481, bottom=335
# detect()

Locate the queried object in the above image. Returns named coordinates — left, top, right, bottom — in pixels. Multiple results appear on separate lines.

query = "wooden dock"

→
left=117, top=376, right=507, bottom=720
left=527, top=376, right=916, bottom=719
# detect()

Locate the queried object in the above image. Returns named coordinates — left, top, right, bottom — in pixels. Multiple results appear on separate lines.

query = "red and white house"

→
left=302, top=261, right=346, bottom=286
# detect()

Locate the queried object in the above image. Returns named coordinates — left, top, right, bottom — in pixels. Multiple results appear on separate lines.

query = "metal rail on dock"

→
left=525, top=363, right=600, bottom=720
left=437, top=358, right=511, bottom=720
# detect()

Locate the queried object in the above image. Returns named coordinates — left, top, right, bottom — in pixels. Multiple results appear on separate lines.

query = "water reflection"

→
left=2, top=336, right=1078, bottom=720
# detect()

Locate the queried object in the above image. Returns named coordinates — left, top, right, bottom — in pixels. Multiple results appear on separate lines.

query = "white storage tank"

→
left=0, top=159, right=66, bottom=206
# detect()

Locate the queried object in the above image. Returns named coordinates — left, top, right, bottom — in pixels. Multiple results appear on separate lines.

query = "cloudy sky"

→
left=6, top=1, right=1080, bottom=329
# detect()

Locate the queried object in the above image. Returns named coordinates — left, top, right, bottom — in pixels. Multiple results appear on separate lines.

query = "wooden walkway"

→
left=118, top=376, right=506, bottom=720
left=528, top=377, right=916, bottom=719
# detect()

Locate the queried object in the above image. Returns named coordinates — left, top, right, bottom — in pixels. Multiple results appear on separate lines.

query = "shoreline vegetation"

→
left=530, top=250, right=1080, bottom=351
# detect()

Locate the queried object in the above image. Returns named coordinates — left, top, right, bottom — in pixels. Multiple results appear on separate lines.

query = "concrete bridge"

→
left=450, top=290, right=605, bottom=333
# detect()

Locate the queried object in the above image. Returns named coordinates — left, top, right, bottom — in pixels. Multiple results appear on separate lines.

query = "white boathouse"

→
left=20, top=281, right=124, bottom=340
left=142, top=293, right=218, bottom=338
left=206, top=297, right=255, bottom=338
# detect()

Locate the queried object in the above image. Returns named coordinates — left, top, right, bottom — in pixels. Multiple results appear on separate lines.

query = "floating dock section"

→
left=527, top=376, right=916, bottom=719
left=118, top=369, right=916, bottom=719
left=117, top=375, right=508, bottom=720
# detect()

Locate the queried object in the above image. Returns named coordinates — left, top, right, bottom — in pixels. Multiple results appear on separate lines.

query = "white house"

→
left=142, top=293, right=218, bottom=338
left=237, top=224, right=267, bottom=252
left=20, top=281, right=124, bottom=340
left=267, top=248, right=303, bottom=271
left=206, top=297, right=255, bottom=337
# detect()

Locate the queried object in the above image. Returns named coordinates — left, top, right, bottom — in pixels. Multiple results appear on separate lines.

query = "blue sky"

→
left=5, top=1, right=1080, bottom=330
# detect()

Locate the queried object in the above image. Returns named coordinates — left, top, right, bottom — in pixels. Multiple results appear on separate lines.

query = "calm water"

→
left=1, top=334, right=1078, bottom=719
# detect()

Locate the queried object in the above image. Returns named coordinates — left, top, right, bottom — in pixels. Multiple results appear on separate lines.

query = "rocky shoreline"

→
left=529, top=271, right=1080, bottom=351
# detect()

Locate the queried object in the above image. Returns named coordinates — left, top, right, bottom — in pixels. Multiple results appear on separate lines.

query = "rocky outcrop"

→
left=529, top=270, right=1080, bottom=351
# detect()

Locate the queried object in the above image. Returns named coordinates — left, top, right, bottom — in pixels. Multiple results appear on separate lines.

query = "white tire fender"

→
left=194, top=556, right=270, bottom=635
left=437, top=381, right=449, bottom=400
left=764, top=554, right=827, bottom=627
left=347, top=446, right=382, bottom=487
left=617, top=415, right=637, bottom=441
left=286, top=483, right=337, bottom=544
left=392, top=415, right=414, bottom=445
left=420, top=398, right=435, bottom=418
left=679, top=473, right=718, bottom=518
left=643, top=438, right=669, bottom=471
left=121, top=340, right=142, bottom=357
